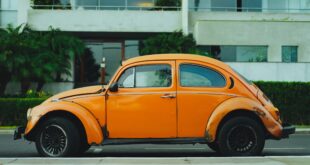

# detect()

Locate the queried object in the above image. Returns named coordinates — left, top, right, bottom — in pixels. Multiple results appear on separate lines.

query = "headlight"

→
left=27, top=108, right=32, bottom=120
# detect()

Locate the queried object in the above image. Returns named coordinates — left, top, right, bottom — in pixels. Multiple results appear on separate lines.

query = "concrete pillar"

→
left=17, top=0, right=30, bottom=25
left=70, top=0, right=76, bottom=10
left=182, top=0, right=189, bottom=35
left=268, top=44, right=282, bottom=62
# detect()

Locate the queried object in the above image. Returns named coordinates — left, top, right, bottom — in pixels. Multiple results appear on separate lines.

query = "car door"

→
left=106, top=61, right=177, bottom=138
left=176, top=60, right=234, bottom=138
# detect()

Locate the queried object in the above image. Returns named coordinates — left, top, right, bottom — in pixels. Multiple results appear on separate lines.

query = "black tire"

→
left=207, top=142, right=220, bottom=153
left=35, top=117, right=81, bottom=157
left=78, top=141, right=90, bottom=154
left=217, top=116, right=265, bottom=156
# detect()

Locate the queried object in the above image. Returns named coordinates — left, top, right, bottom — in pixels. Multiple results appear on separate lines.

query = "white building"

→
left=1, top=0, right=310, bottom=93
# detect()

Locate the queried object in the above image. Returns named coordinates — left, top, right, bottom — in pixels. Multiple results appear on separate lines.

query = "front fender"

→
left=25, top=101, right=104, bottom=144
left=205, top=97, right=282, bottom=142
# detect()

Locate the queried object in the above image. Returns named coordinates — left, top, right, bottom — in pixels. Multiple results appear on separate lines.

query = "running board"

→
left=102, top=138, right=207, bottom=145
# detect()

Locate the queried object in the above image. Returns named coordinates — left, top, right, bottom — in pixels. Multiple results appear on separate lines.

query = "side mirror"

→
left=109, top=82, right=118, bottom=92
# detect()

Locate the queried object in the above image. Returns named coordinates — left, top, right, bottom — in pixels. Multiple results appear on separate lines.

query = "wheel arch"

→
left=205, top=97, right=281, bottom=142
left=25, top=101, right=104, bottom=144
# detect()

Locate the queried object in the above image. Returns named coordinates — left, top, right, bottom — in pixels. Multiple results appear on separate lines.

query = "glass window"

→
left=136, top=65, right=171, bottom=87
left=211, top=0, right=237, bottom=11
left=125, top=40, right=140, bottom=60
left=117, top=64, right=172, bottom=88
left=242, top=0, right=262, bottom=12
left=197, top=45, right=268, bottom=62
left=118, top=67, right=134, bottom=88
left=282, top=46, right=298, bottom=62
left=180, top=64, right=226, bottom=87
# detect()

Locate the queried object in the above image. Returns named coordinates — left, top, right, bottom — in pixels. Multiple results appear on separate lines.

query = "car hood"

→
left=43, top=85, right=106, bottom=104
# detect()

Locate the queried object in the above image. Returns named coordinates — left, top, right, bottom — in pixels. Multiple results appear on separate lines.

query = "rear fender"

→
left=205, top=97, right=282, bottom=142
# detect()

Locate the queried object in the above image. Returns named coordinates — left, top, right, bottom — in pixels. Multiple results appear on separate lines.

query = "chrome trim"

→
left=177, top=91, right=237, bottom=97
left=109, top=91, right=176, bottom=96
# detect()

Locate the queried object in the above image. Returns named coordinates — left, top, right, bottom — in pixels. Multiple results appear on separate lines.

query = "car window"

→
left=136, top=65, right=171, bottom=88
left=117, top=64, right=172, bottom=88
left=180, top=64, right=226, bottom=87
left=118, top=67, right=134, bottom=88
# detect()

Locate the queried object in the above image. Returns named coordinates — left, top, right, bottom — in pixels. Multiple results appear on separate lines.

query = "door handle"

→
left=161, top=94, right=176, bottom=99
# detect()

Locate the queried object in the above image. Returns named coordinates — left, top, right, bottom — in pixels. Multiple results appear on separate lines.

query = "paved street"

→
left=0, top=133, right=309, bottom=157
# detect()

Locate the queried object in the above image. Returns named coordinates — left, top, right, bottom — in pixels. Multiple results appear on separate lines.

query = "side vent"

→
left=229, top=77, right=234, bottom=89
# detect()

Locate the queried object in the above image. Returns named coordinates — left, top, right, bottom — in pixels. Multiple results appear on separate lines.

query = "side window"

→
left=136, top=65, right=171, bottom=88
left=118, top=67, right=134, bottom=88
left=117, top=64, right=172, bottom=88
left=180, top=64, right=226, bottom=87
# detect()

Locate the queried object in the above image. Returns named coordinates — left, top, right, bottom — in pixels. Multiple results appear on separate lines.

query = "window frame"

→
left=117, top=63, right=173, bottom=89
left=178, top=63, right=227, bottom=88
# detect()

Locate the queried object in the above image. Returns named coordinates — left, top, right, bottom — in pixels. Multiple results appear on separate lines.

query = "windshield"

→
left=232, top=68, right=253, bottom=85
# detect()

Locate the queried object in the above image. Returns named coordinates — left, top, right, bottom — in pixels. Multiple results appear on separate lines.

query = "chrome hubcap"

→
left=40, top=125, right=68, bottom=156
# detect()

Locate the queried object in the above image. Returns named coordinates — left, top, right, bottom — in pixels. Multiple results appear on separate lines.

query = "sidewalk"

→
left=1, top=128, right=310, bottom=134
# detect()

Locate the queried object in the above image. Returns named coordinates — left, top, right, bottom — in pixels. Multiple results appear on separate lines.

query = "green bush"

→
left=254, top=81, right=310, bottom=125
left=0, top=98, right=46, bottom=126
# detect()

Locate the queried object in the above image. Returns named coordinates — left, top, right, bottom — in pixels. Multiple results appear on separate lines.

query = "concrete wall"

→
left=28, top=10, right=182, bottom=32
left=228, top=62, right=310, bottom=82
left=192, top=12, right=310, bottom=63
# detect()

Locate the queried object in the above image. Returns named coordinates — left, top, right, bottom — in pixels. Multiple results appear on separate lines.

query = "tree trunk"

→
left=21, top=80, right=31, bottom=95
left=36, top=80, right=45, bottom=92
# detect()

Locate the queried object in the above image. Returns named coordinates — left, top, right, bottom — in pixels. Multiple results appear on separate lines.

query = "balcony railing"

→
left=189, top=7, right=310, bottom=13
left=30, top=5, right=181, bottom=11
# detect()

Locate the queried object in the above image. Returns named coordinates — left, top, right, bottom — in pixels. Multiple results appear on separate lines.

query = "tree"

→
left=140, top=31, right=201, bottom=55
left=74, top=48, right=100, bottom=86
left=0, top=24, right=85, bottom=94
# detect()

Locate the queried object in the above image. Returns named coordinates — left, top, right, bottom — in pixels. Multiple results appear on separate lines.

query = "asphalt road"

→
left=0, top=133, right=309, bottom=157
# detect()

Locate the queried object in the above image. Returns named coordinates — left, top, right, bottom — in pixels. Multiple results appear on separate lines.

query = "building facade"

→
left=1, top=0, right=310, bottom=93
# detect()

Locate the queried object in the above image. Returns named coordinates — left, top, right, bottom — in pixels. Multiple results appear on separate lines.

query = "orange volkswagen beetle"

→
left=14, top=54, right=295, bottom=157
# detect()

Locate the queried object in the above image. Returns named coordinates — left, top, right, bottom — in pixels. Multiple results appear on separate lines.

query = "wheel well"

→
left=26, top=110, right=87, bottom=143
left=215, top=110, right=267, bottom=141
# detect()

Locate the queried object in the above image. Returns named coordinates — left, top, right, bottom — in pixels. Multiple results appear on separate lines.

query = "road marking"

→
left=265, top=148, right=305, bottom=150
left=144, top=147, right=206, bottom=150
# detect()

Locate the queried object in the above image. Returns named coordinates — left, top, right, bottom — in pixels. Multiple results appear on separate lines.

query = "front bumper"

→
left=13, top=126, right=25, bottom=140
left=281, top=123, right=295, bottom=138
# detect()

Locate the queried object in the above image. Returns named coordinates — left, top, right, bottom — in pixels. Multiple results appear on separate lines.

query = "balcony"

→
left=27, top=4, right=182, bottom=32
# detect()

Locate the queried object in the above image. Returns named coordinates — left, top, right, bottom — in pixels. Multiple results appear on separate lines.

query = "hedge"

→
left=0, top=82, right=309, bottom=126
left=0, top=98, right=46, bottom=126
left=255, top=81, right=310, bottom=125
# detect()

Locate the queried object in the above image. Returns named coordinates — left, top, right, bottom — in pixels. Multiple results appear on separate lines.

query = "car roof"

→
left=122, top=54, right=232, bottom=71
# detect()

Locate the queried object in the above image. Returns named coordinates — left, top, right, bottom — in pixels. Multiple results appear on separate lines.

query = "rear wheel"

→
left=217, top=116, right=265, bottom=156
left=35, top=117, right=81, bottom=157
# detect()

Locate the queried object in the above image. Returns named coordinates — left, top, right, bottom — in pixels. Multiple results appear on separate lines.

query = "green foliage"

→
left=32, top=0, right=71, bottom=9
left=254, top=81, right=310, bottom=125
left=0, top=98, right=46, bottom=126
left=74, top=48, right=100, bottom=83
left=0, top=24, right=85, bottom=95
left=155, top=0, right=181, bottom=6
left=25, top=90, right=51, bottom=98
left=140, top=31, right=203, bottom=55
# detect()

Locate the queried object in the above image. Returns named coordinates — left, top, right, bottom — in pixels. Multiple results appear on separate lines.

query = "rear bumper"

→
left=281, top=123, right=295, bottom=138
left=13, top=126, right=25, bottom=140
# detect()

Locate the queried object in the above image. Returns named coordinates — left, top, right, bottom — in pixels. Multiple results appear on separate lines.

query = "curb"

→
left=1, top=128, right=310, bottom=134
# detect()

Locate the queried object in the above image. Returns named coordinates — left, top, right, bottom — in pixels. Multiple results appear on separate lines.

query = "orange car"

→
left=14, top=54, right=295, bottom=157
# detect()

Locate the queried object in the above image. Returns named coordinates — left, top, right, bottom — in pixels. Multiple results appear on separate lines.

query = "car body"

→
left=14, top=54, right=295, bottom=157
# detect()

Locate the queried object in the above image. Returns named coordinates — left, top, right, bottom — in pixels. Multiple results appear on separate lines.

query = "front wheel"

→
left=217, top=117, right=265, bottom=156
left=35, top=117, right=81, bottom=157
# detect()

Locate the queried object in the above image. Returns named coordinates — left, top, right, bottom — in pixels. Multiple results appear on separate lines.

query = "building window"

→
left=197, top=45, right=268, bottom=62
left=189, top=0, right=262, bottom=12
left=282, top=46, right=298, bottom=62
